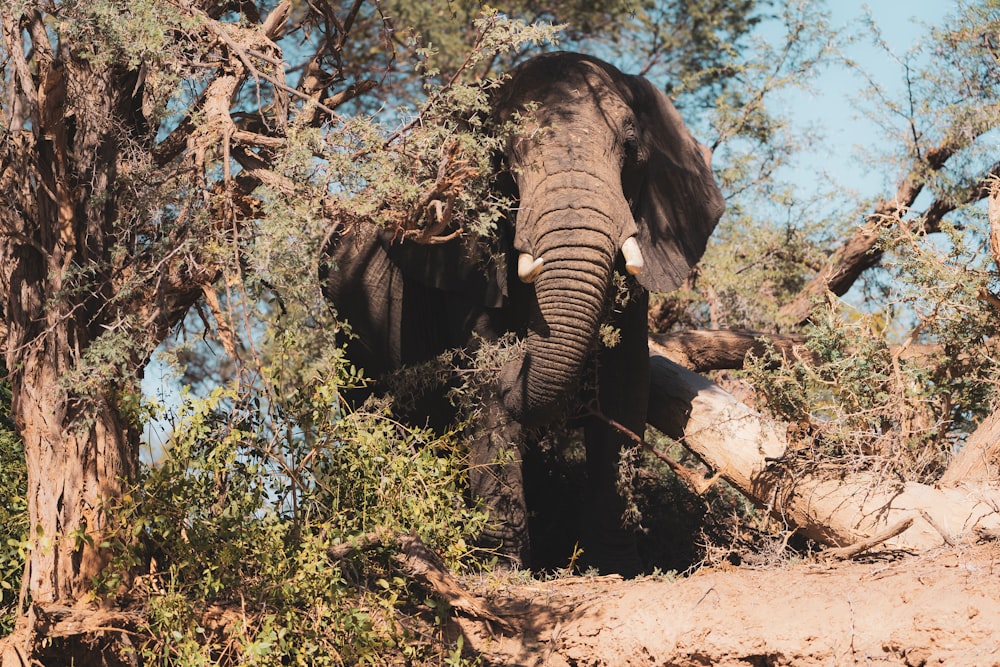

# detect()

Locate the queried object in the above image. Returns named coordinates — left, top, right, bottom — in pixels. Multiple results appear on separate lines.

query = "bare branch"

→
left=920, top=161, right=1000, bottom=233
left=779, top=138, right=965, bottom=326
left=821, top=517, right=914, bottom=560
left=586, top=402, right=721, bottom=495
left=326, top=529, right=514, bottom=633
left=649, top=329, right=944, bottom=374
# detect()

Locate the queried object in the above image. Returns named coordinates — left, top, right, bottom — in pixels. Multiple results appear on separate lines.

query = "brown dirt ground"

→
left=461, top=541, right=1000, bottom=666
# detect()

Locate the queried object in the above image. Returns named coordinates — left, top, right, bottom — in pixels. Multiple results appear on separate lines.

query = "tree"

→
left=647, top=0, right=1000, bottom=555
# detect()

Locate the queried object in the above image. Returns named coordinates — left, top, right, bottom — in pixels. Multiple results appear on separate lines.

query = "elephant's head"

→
left=493, top=52, right=725, bottom=425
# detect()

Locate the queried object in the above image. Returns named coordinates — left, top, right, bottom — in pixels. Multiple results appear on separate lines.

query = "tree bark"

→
left=647, top=339, right=1000, bottom=550
left=0, top=9, right=214, bottom=613
left=648, top=330, right=804, bottom=372
left=16, top=351, right=138, bottom=605
left=649, top=329, right=945, bottom=373
left=939, top=409, right=1000, bottom=487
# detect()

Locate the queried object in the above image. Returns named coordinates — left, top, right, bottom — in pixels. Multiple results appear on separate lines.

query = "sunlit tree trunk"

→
left=15, top=349, right=138, bottom=603
left=0, top=47, right=136, bottom=603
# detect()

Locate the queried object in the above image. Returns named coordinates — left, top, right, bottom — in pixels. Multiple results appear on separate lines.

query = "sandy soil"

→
left=464, top=541, right=1000, bottom=666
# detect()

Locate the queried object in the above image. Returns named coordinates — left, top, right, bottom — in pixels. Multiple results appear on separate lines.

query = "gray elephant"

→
left=320, top=52, right=724, bottom=576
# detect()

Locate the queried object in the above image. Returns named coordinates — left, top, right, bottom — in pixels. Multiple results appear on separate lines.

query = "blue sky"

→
left=785, top=1, right=952, bottom=199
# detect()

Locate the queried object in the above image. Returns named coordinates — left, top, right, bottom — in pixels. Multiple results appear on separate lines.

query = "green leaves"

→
left=128, top=351, right=488, bottom=663
left=0, top=369, right=24, bottom=635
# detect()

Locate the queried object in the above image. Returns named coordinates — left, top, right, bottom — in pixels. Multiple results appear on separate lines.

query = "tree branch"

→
left=648, top=329, right=944, bottom=373
left=778, top=139, right=966, bottom=327
left=326, top=529, right=513, bottom=633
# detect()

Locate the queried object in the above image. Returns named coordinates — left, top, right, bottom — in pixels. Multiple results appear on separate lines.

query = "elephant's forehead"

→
left=521, top=72, right=627, bottom=116
left=503, top=56, right=630, bottom=116
left=510, top=87, right=631, bottom=153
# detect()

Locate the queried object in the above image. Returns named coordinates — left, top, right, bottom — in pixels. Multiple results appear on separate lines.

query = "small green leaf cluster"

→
left=746, top=307, right=942, bottom=480
left=313, top=12, right=559, bottom=244
left=56, top=0, right=195, bottom=102
left=0, top=370, right=25, bottom=636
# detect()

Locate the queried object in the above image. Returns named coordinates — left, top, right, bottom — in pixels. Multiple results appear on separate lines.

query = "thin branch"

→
left=0, top=9, right=38, bottom=124
left=381, top=13, right=504, bottom=149
left=778, top=137, right=966, bottom=326
left=586, top=402, right=721, bottom=495
left=920, top=161, right=1000, bottom=233
left=822, top=517, right=914, bottom=560
left=326, top=529, right=514, bottom=633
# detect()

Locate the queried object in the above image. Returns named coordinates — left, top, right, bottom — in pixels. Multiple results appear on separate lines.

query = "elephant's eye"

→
left=623, top=136, right=640, bottom=164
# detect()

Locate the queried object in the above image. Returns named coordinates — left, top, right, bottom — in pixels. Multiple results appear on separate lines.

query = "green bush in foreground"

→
left=125, top=373, right=488, bottom=665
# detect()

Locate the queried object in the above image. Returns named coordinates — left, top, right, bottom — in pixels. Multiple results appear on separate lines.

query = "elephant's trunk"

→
left=501, top=208, right=620, bottom=425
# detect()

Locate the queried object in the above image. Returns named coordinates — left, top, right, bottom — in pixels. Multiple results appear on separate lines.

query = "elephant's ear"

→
left=624, top=75, right=725, bottom=293
left=380, top=229, right=509, bottom=308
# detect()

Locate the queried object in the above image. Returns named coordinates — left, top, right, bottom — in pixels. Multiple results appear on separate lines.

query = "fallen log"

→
left=646, top=330, right=803, bottom=372
left=939, top=408, right=1000, bottom=486
left=647, top=329, right=945, bottom=373
left=646, top=338, right=1000, bottom=551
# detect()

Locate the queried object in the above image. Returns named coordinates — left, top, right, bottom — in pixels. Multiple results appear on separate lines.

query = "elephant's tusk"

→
left=517, top=253, right=545, bottom=283
left=622, top=237, right=644, bottom=275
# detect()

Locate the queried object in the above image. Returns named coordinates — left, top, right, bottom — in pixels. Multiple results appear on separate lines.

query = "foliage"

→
left=0, top=371, right=25, bottom=636
left=733, top=1, right=1000, bottom=483
left=101, top=11, right=554, bottom=661
left=366, top=0, right=766, bottom=109
left=650, top=0, right=847, bottom=333
left=125, top=367, right=488, bottom=663
left=744, top=214, right=1000, bottom=483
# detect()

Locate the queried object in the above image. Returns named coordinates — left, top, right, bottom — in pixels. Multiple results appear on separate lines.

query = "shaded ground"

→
left=463, top=541, right=1000, bottom=666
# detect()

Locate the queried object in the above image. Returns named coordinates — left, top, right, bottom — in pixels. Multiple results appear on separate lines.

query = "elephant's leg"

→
left=523, top=429, right=580, bottom=572
left=581, top=288, right=650, bottom=577
left=467, top=387, right=530, bottom=569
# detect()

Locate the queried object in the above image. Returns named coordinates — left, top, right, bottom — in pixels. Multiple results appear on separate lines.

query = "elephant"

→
left=320, top=51, right=724, bottom=576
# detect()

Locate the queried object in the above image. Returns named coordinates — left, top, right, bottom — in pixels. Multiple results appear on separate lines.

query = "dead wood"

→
left=648, top=330, right=805, bottom=372
left=821, top=517, right=914, bottom=560
left=649, top=329, right=947, bottom=374
left=0, top=605, right=144, bottom=667
left=26, top=605, right=143, bottom=640
left=646, top=338, right=1000, bottom=551
left=939, top=409, right=1000, bottom=486
left=587, top=403, right=721, bottom=494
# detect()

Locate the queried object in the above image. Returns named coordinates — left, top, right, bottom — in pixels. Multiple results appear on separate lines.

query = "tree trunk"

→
left=647, top=339, right=1000, bottom=551
left=0, top=10, right=213, bottom=627
left=17, top=353, right=137, bottom=604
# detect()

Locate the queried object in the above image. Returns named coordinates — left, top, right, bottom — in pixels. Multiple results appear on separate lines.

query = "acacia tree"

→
left=0, top=0, right=406, bottom=640
left=0, top=2, right=218, bottom=607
